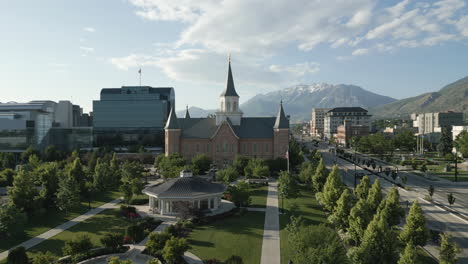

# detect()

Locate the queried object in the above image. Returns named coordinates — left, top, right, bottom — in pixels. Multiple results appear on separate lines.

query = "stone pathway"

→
left=0, top=198, right=122, bottom=261
left=260, top=181, right=281, bottom=264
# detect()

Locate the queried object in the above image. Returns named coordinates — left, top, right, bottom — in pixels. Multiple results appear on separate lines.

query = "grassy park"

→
left=0, top=190, right=122, bottom=254
left=188, top=211, right=265, bottom=263
left=249, top=184, right=268, bottom=208
left=27, top=208, right=131, bottom=258
left=279, top=185, right=327, bottom=264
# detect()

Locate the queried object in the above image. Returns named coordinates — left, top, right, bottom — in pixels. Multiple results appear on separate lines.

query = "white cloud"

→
left=83, top=27, right=96, bottom=33
left=456, top=15, right=468, bottom=36
left=80, top=46, right=95, bottom=56
left=346, top=9, right=373, bottom=28
left=269, top=62, right=320, bottom=77
left=352, top=48, right=369, bottom=56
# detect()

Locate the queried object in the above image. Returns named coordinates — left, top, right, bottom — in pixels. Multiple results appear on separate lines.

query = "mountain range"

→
left=370, top=75, right=468, bottom=119
left=178, top=76, right=467, bottom=122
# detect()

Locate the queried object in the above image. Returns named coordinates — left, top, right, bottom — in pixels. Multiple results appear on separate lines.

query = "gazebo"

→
left=143, top=170, right=227, bottom=216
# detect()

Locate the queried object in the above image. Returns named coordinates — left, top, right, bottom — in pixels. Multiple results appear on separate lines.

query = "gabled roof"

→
left=220, top=58, right=239, bottom=97
left=165, top=107, right=180, bottom=129
left=184, top=106, right=191, bottom=119
left=274, top=102, right=289, bottom=129
left=143, top=177, right=226, bottom=198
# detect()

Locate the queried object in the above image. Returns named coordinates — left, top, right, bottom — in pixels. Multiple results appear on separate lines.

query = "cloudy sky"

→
left=1, top=0, right=467, bottom=112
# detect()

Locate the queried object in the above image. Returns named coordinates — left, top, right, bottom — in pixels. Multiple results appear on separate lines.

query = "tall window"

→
left=233, top=102, right=238, bottom=111
left=224, top=142, right=228, bottom=152
left=226, top=102, right=231, bottom=111
left=206, top=143, right=210, bottom=153
left=243, top=143, right=247, bottom=153
left=265, top=143, right=269, bottom=152
left=253, top=143, right=257, bottom=153
left=196, top=144, right=200, bottom=152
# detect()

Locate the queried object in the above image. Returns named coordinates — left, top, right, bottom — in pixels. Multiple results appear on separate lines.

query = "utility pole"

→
left=455, top=147, right=458, bottom=182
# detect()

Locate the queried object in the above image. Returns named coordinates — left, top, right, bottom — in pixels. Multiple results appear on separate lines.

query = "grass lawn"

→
left=249, top=185, right=268, bottom=208
left=0, top=190, right=121, bottom=254
left=188, top=211, right=265, bottom=263
left=279, top=185, right=327, bottom=264
left=27, top=208, right=131, bottom=258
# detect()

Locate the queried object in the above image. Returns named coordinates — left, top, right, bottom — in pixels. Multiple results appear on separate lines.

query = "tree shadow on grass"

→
left=189, top=239, right=214, bottom=248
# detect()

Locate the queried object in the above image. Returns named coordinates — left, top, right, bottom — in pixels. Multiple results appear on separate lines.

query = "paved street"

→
left=316, top=142, right=468, bottom=264
left=260, top=181, right=281, bottom=264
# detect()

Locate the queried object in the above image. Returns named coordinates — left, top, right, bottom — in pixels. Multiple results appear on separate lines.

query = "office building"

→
left=310, top=108, right=331, bottom=138
left=93, top=86, right=175, bottom=146
left=324, top=107, right=371, bottom=139
left=411, top=111, right=464, bottom=134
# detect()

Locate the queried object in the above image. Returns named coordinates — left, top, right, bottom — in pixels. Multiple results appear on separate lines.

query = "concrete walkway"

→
left=0, top=198, right=122, bottom=261
left=260, top=181, right=281, bottom=264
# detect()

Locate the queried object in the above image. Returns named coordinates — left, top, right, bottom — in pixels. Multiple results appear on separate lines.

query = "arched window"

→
left=226, top=102, right=231, bottom=112
left=233, top=102, right=238, bottom=111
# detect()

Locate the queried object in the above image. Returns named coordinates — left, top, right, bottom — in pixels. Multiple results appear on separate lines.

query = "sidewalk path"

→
left=260, top=181, right=281, bottom=264
left=0, top=198, right=122, bottom=261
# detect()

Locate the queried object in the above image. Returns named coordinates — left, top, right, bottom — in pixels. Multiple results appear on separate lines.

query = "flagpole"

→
left=139, top=69, right=142, bottom=87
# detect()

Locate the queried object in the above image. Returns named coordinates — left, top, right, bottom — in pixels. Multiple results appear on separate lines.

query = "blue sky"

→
left=1, top=0, right=467, bottom=112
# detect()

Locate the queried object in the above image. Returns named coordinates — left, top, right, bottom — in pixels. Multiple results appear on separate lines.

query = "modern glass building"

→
left=92, top=86, right=175, bottom=147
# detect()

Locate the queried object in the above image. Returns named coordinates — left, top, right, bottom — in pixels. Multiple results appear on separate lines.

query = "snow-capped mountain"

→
left=240, top=83, right=396, bottom=121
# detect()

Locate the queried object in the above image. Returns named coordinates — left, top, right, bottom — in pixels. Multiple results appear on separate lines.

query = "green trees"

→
left=350, top=209, right=399, bottom=264
left=106, top=257, right=132, bottom=264
left=317, top=166, right=344, bottom=212
left=393, top=129, right=417, bottom=152
left=397, top=243, right=418, bottom=264
left=68, top=158, right=87, bottom=193
left=7, top=246, right=28, bottom=264
left=56, top=172, right=81, bottom=215
left=226, top=181, right=251, bottom=207
left=354, top=175, right=370, bottom=200
left=329, top=189, right=353, bottom=230
left=162, top=237, right=190, bottom=264
left=278, top=171, right=296, bottom=198
left=191, top=154, right=211, bottom=175
left=44, top=145, right=62, bottom=162
left=298, top=162, right=314, bottom=184
left=36, top=162, right=60, bottom=208
left=312, top=159, right=328, bottom=193
left=0, top=205, right=27, bottom=237
left=8, top=170, right=39, bottom=215
left=437, top=127, right=453, bottom=156
left=348, top=198, right=372, bottom=245
left=439, top=233, right=460, bottom=264
left=155, top=153, right=186, bottom=178
left=233, top=155, right=250, bottom=175
left=216, top=166, right=239, bottom=183
left=454, top=131, right=468, bottom=158
left=288, top=138, right=305, bottom=169
left=400, top=200, right=429, bottom=247
left=286, top=223, right=349, bottom=264
left=93, top=158, right=112, bottom=190
left=252, top=165, right=270, bottom=178
left=244, top=159, right=269, bottom=179
left=0, top=168, right=15, bottom=186
left=367, top=179, right=382, bottom=213
left=120, top=161, right=144, bottom=204
left=378, top=188, right=404, bottom=227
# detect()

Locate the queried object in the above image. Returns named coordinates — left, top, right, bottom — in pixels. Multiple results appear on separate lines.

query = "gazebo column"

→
left=160, top=199, right=165, bottom=215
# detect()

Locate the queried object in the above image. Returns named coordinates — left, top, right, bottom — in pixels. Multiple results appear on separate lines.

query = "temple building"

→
left=164, top=58, right=290, bottom=166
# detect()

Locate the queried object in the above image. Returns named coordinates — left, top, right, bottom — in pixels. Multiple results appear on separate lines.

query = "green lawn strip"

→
left=249, top=185, right=268, bottom=208
left=0, top=191, right=121, bottom=253
left=27, top=208, right=131, bottom=259
left=279, top=185, right=327, bottom=264
left=188, top=211, right=265, bottom=263
left=439, top=176, right=468, bottom=182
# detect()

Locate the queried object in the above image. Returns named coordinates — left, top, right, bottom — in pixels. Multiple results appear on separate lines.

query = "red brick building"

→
left=164, top=58, right=289, bottom=166
left=335, top=121, right=369, bottom=147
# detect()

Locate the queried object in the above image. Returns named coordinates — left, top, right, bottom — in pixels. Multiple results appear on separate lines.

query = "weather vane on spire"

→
left=228, top=53, right=231, bottom=63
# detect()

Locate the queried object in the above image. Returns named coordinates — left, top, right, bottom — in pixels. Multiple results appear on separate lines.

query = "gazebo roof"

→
left=143, top=177, right=226, bottom=199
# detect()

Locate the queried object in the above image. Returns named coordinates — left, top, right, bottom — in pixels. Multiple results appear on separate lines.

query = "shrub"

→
left=126, top=224, right=145, bottom=243
left=7, top=246, right=28, bottom=264
left=63, top=234, right=93, bottom=256
left=162, top=237, right=190, bottom=264
left=146, top=232, right=172, bottom=255
left=100, top=232, right=124, bottom=250
left=225, top=255, right=244, bottom=264
left=206, top=259, right=221, bottom=264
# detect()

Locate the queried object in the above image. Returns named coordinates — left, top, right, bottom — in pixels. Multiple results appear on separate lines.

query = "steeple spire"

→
left=184, top=105, right=191, bottom=119
left=165, top=106, right=180, bottom=129
left=274, top=101, right=289, bottom=129
left=220, top=54, right=239, bottom=97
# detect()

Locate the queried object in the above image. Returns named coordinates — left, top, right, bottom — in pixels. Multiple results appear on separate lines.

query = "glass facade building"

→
left=92, top=86, right=175, bottom=147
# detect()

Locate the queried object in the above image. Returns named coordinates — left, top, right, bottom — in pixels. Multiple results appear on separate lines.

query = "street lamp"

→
left=454, top=147, right=458, bottom=182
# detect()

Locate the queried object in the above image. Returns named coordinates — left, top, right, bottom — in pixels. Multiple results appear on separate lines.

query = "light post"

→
left=281, top=190, right=285, bottom=214
left=454, top=147, right=458, bottom=182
